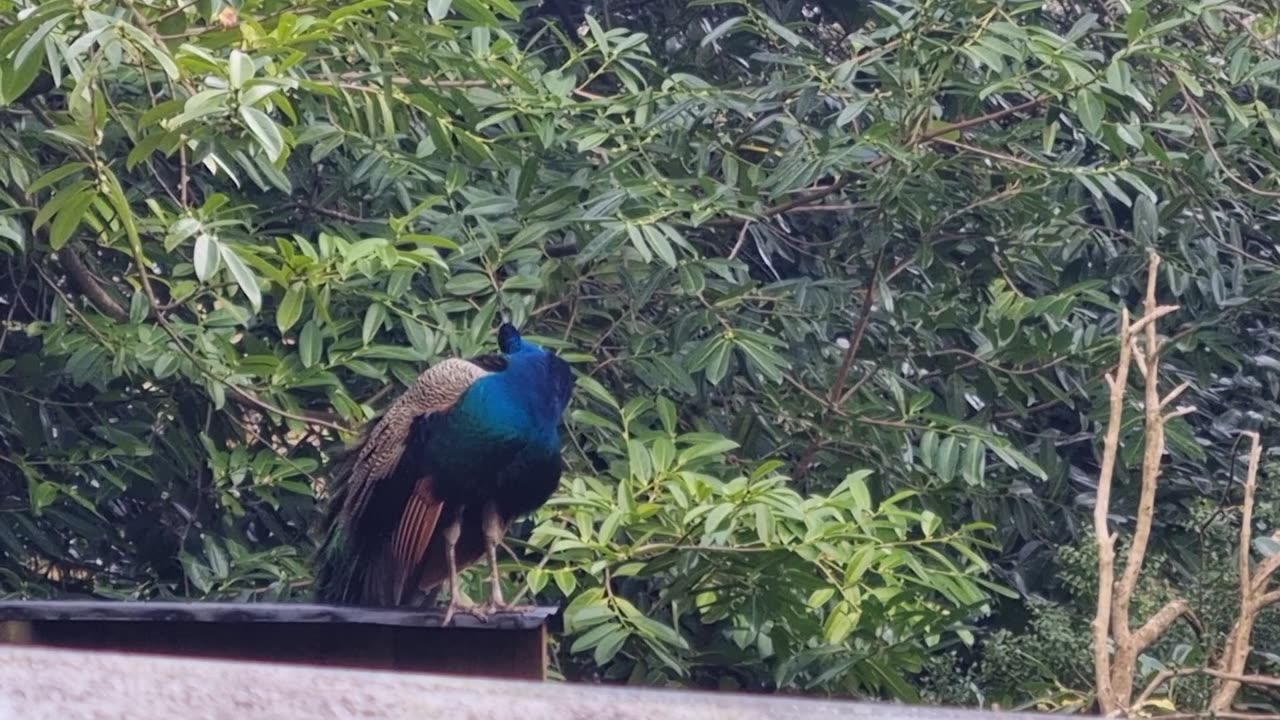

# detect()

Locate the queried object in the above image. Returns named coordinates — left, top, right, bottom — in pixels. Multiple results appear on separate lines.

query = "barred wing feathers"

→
left=314, top=357, right=495, bottom=605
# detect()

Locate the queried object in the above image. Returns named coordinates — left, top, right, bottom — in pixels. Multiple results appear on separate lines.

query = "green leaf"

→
left=627, top=439, right=652, bottom=484
left=402, top=318, right=432, bottom=357
left=153, top=351, right=179, bottom=379
left=1042, top=120, right=1059, bottom=153
left=935, top=435, right=958, bottom=483
left=129, top=288, right=151, bottom=324
left=276, top=283, right=304, bottom=333
left=229, top=50, right=254, bottom=89
left=962, top=438, right=985, bottom=486
left=30, top=481, right=59, bottom=514
left=1134, top=195, right=1158, bottom=245
left=48, top=186, right=96, bottom=250
left=842, top=471, right=872, bottom=511
left=445, top=273, right=492, bottom=296
left=593, top=626, right=630, bottom=665
left=920, top=510, right=941, bottom=537
left=26, top=162, right=89, bottom=194
left=240, top=106, right=285, bottom=162
left=1, top=13, right=68, bottom=103
left=571, top=621, right=619, bottom=653
left=677, top=437, right=739, bottom=466
left=733, top=337, right=788, bottom=383
left=166, top=217, right=203, bottom=252
left=1075, top=90, right=1105, bottom=135
left=32, top=181, right=92, bottom=232
left=585, top=14, right=609, bottom=54
left=362, top=303, right=386, bottom=345
left=701, top=16, right=745, bottom=46
left=194, top=234, right=221, bottom=281
left=427, top=0, right=453, bottom=21
left=758, top=12, right=808, bottom=48
left=299, top=320, right=322, bottom=368
left=1254, top=537, right=1280, bottom=557
left=220, top=244, right=262, bottom=311
left=807, top=588, right=835, bottom=609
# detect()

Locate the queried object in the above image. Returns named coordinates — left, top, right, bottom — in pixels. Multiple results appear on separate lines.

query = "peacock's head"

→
left=497, top=322, right=524, bottom=354
left=497, top=323, right=576, bottom=412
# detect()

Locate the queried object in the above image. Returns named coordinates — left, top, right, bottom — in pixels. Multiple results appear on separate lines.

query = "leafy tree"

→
left=2, top=0, right=1279, bottom=708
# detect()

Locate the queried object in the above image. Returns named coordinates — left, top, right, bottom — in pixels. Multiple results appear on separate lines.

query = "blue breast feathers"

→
left=457, top=328, right=574, bottom=451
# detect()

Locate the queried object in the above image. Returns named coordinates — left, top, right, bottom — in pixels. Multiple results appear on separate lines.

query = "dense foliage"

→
left=2, top=0, right=1279, bottom=710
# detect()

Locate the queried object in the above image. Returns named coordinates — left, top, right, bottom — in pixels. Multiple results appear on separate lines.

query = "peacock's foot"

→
left=441, top=588, right=480, bottom=625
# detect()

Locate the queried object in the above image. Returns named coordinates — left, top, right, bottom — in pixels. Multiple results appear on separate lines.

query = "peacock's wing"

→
left=315, top=356, right=498, bottom=606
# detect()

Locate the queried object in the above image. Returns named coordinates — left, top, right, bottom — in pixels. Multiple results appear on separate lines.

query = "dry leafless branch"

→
left=1091, top=252, right=1279, bottom=716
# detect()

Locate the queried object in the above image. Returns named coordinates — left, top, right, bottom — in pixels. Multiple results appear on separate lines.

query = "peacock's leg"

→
left=441, top=509, right=477, bottom=624
left=480, top=501, right=509, bottom=613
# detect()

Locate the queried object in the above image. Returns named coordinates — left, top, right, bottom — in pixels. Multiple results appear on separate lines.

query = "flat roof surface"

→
left=0, top=645, right=1064, bottom=720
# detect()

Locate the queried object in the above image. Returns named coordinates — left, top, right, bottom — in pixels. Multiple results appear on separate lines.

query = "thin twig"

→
left=727, top=221, right=753, bottom=260
left=334, top=71, right=489, bottom=89
left=831, top=245, right=884, bottom=403
left=1212, top=431, right=1270, bottom=712
left=792, top=246, right=883, bottom=480
left=290, top=201, right=369, bottom=224
left=917, top=95, right=1050, bottom=143
left=1179, top=84, right=1280, bottom=200
left=1135, top=668, right=1280, bottom=710
left=705, top=94, right=1050, bottom=226
left=930, top=137, right=1050, bottom=170
left=33, top=265, right=112, bottom=346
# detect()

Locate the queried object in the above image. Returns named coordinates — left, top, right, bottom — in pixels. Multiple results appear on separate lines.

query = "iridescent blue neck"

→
left=459, top=345, right=572, bottom=448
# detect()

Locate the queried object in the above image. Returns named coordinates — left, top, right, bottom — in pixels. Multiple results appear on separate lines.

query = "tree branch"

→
left=1130, top=598, right=1191, bottom=655
left=792, top=246, right=884, bottom=481
left=1092, top=304, right=1133, bottom=714
left=1091, top=251, right=1207, bottom=715
left=705, top=94, right=1052, bottom=226
left=55, top=245, right=129, bottom=323
left=1114, top=254, right=1169, bottom=649
left=1137, top=667, right=1280, bottom=711
left=1212, top=431, right=1269, bottom=712
left=1179, top=84, right=1280, bottom=200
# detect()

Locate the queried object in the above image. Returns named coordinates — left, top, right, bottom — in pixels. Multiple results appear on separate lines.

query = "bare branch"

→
left=1114, top=253, right=1167, bottom=670
left=1241, top=432, right=1261, bottom=600
left=1212, top=431, right=1268, bottom=712
left=1251, top=553, right=1280, bottom=596
left=1093, top=303, right=1133, bottom=714
left=1128, top=304, right=1180, bottom=336
left=727, top=221, right=753, bottom=260
left=918, top=94, right=1051, bottom=142
left=1130, top=337, right=1149, bottom=380
left=55, top=245, right=129, bottom=323
left=1135, top=667, right=1280, bottom=711
left=1093, top=261, right=1278, bottom=716
left=1160, top=381, right=1192, bottom=408
left=1130, top=598, right=1191, bottom=654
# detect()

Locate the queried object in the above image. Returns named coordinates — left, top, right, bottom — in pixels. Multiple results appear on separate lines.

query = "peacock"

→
left=313, top=323, right=575, bottom=621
